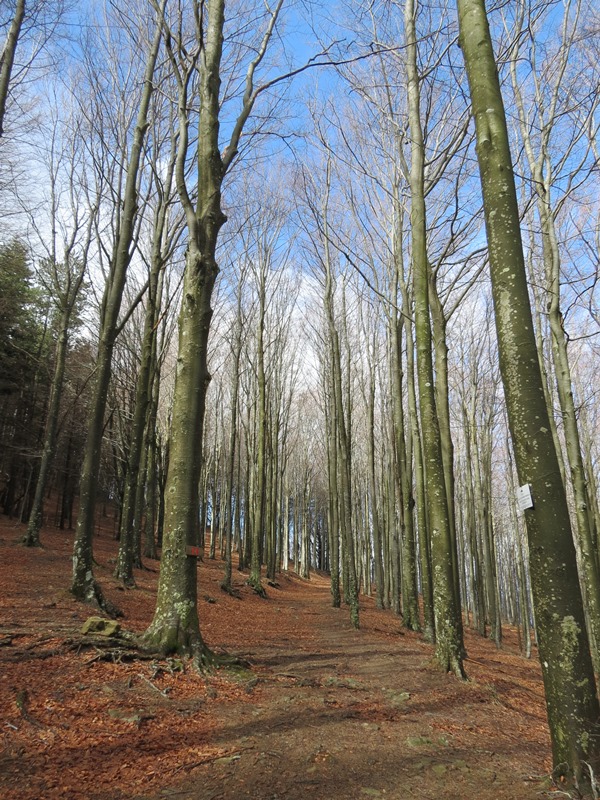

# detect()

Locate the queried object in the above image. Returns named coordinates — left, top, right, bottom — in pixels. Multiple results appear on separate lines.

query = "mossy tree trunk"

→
left=221, top=273, right=244, bottom=594
left=456, top=0, right=600, bottom=778
left=144, top=239, right=218, bottom=657
left=71, top=10, right=164, bottom=610
left=0, top=0, right=25, bottom=137
left=115, top=147, right=173, bottom=585
left=249, top=258, right=268, bottom=596
left=508, top=9, right=600, bottom=671
left=405, top=0, right=464, bottom=676
left=144, top=0, right=284, bottom=659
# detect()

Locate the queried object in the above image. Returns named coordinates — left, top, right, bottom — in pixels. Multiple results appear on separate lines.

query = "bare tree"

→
left=0, top=0, right=25, bottom=136
left=24, top=99, right=96, bottom=546
left=71, top=2, right=165, bottom=610
left=143, top=0, right=286, bottom=661
left=456, top=0, right=600, bottom=779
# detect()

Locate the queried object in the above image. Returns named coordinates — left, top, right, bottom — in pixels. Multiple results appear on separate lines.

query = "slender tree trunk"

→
left=390, top=316, right=420, bottom=629
left=365, top=341, right=384, bottom=609
left=333, top=311, right=359, bottom=627
left=71, top=11, right=163, bottom=610
left=401, top=275, right=433, bottom=640
left=116, top=152, right=171, bottom=584
left=429, top=279, right=463, bottom=641
left=249, top=279, right=267, bottom=596
left=221, top=305, right=242, bottom=594
left=143, top=373, right=159, bottom=560
left=325, top=380, right=341, bottom=607
left=319, top=165, right=357, bottom=623
left=267, top=407, right=280, bottom=580
left=507, top=436, right=531, bottom=658
left=0, top=0, right=25, bottom=137
left=462, top=400, right=486, bottom=635
left=405, top=0, right=464, bottom=676
left=24, top=307, right=72, bottom=546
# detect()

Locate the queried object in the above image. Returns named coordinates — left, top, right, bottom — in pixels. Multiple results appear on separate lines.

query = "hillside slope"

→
left=0, top=514, right=553, bottom=799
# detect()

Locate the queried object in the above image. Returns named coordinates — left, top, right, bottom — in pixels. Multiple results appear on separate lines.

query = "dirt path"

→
left=147, top=582, right=551, bottom=800
left=0, top=519, right=552, bottom=800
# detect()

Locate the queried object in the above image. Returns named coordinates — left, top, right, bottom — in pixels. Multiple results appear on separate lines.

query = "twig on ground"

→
left=15, top=689, right=45, bottom=728
left=172, top=748, right=251, bottom=774
left=137, top=672, right=170, bottom=698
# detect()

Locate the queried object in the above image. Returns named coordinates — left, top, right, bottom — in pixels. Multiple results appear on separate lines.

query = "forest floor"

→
left=0, top=512, right=563, bottom=800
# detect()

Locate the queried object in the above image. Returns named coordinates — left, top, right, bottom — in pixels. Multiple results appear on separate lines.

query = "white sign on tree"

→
left=516, top=484, right=534, bottom=512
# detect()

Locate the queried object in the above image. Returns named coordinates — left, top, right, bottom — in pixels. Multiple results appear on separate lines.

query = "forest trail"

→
left=0, top=514, right=553, bottom=800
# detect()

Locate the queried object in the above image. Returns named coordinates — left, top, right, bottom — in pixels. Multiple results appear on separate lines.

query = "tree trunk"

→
left=249, top=273, right=267, bottom=595
left=0, top=0, right=25, bottom=137
left=145, top=0, right=284, bottom=658
left=429, top=279, right=463, bottom=643
left=405, top=0, right=464, bottom=676
left=401, top=275, right=433, bottom=640
left=221, top=297, right=242, bottom=593
left=116, top=151, right=171, bottom=583
left=71, top=10, right=163, bottom=610
left=509, top=16, right=600, bottom=670
left=390, top=315, right=420, bottom=629
left=24, top=306, right=72, bottom=546
left=457, top=0, right=600, bottom=777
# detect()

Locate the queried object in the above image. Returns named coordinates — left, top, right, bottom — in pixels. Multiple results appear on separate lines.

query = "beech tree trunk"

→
left=405, top=0, right=464, bottom=676
left=144, top=0, right=284, bottom=659
left=0, top=0, right=25, bottom=137
left=71, top=9, right=163, bottom=610
left=456, top=0, right=600, bottom=778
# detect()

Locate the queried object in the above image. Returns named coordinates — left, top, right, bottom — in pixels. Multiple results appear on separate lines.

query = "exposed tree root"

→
left=189, top=643, right=248, bottom=672
left=139, top=622, right=249, bottom=673
left=220, top=581, right=241, bottom=599
left=246, top=577, right=267, bottom=598
left=443, top=655, right=467, bottom=680
left=71, top=579, right=124, bottom=619
left=22, top=535, right=42, bottom=548
left=551, top=760, right=600, bottom=800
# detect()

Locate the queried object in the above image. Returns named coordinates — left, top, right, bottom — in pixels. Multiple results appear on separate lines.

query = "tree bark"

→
left=456, top=0, right=600, bottom=777
left=405, top=0, right=464, bottom=676
left=144, top=0, right=284, bottom=658
left=0, top=0, right=25, bottom=137
left=71, top=8, right=163, bottom=610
